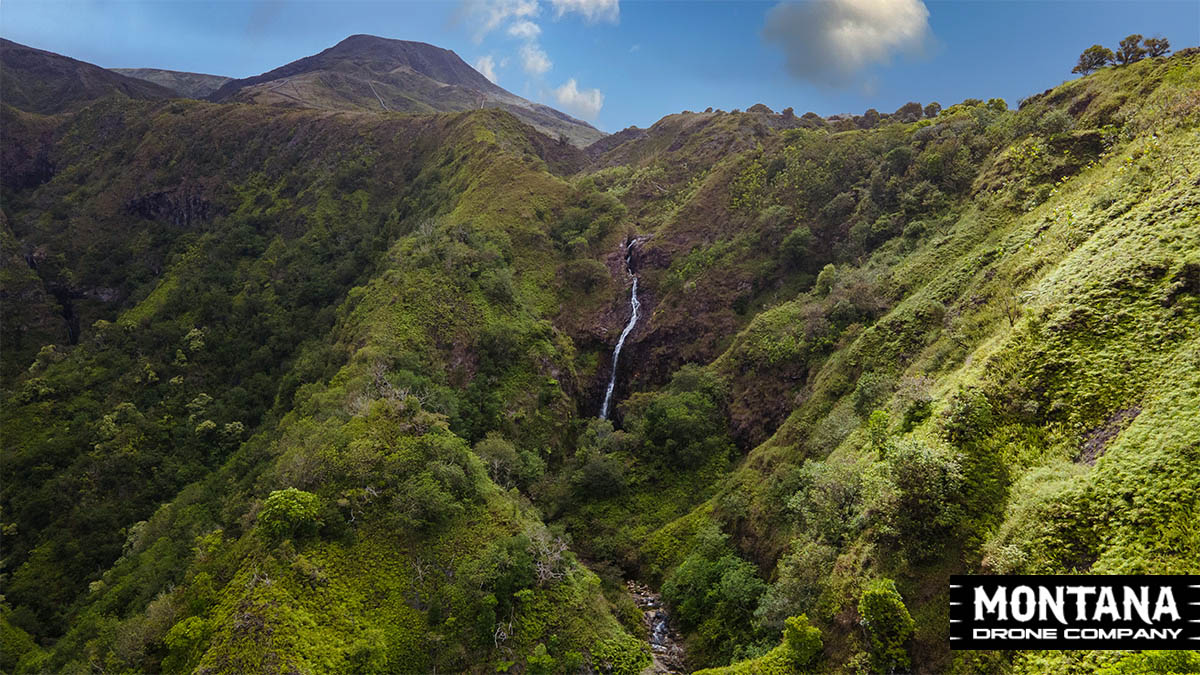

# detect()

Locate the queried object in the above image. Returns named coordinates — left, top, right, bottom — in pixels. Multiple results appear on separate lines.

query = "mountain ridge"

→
left=0, top=38, right=174, bottom=114
left=110, top=67, right=232, bottom=99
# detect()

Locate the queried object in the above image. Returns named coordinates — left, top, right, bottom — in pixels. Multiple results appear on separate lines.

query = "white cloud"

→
left=462, top=0, right=539, bottom=42
left=553, top=78, right=603, bottom=119
left=475, top=55, right=500, bottom=83
left=519, top=43, right=552, bottom=75
left=507, top=19, right=542, bottom=39
left=549, top=0, right=619, bottom=23
left=763, top=0, right=932, bottom=87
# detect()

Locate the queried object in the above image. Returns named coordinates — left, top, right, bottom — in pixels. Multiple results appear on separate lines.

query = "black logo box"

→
left=950, top=575, right=1200, bottom=650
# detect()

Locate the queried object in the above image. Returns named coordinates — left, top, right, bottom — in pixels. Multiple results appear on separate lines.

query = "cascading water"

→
left=600, top=240, right=641, bottom=419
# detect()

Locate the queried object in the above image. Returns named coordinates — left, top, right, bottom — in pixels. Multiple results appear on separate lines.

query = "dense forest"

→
left=1, top=35, right=1198, bottom=675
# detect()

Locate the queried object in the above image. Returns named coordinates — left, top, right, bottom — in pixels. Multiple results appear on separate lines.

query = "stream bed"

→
left=627, top=581, right=686, bottom=674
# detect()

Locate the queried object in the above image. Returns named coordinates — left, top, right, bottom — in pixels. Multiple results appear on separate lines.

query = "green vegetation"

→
left=859, top=579, right=915, bottom=674
left=1073, top=34, right=1171, bottom=75
left=2, top=42, right=1198, bottom=675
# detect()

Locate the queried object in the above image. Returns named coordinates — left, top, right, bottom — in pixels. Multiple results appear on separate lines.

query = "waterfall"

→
left=600, top=241, right=641, bottom=419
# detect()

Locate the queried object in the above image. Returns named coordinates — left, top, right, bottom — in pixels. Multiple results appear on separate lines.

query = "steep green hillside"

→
left=1, top=99, right=644, bottom=672
left=1, top=43, right=1197, bottom=675
left=573, top=50, right=1200, bottom=673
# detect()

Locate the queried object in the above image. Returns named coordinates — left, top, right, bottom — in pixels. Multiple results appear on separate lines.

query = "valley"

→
left=1, top=31, right=1198, bottom=675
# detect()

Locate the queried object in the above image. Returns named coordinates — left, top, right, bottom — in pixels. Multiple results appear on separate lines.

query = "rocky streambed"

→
left=627, top=581, right=686, bottom=674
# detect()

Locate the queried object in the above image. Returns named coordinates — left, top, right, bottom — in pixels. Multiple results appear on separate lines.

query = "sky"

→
left=2, top=0, right=1197, bottom=132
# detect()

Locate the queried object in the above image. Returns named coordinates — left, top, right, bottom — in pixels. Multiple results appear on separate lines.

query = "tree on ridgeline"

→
left=1072, top=44, right=1114, bottom=75
left=893, top=101, right=923, bottom=123
left=1116, top=34, right=1148, bottom=65
left=1144, top=36, right=1171, bottom=58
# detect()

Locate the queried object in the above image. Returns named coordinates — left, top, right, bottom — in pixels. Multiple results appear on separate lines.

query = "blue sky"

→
left=2, top=0, right=1197, bottom=132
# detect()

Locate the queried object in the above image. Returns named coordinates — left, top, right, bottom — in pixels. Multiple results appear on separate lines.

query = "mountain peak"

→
left=208, top=34, right=604, bottom=146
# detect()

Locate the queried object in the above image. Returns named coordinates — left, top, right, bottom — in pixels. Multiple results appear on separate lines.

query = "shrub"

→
left=638, top=386, right=730, bottom=468
left=1096, top=650, right=1200, bottom=674
left=258, top=488, right=322, bottom=540
left=754, top=537, right=836, bottom=630
left=782, top=614, right=822, bottom=667
left=562, top=259, right=609, bottom=293
left=662, top=524, right=767, bottom=665
left=815, top=264, right=836, bottom=296
left=474, top=433, right=543, bottom=491
left=868, top=438, right=964, bottom=561
left=858, top=578, right=914, bottom=674
left=940, top=387, right=994, bottom=444
left=852, top=371, right=895, bottom=417
left=392, top=472, right=464, bottom=531
left=526, top=643, right=555, bottom=675
left=1038, top=109, right=1074, bottom=136
left=780, top=225, right=813, bottom=269
left=572, top=450, right=626, bottom=498
left=345, top=628, right=389, bottom=674
left=162, top=616, right=210, bottom=673
left=786, top=460, right=865, bottom=546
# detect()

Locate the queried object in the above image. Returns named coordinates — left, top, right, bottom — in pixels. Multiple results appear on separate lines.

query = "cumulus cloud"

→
left=519, top=43, right=553, bottom=75
left=549, top=0, right=619, bottom=23
left=475, top=55, right=500, bottom=83
left=553, top=78, right=603, bottom=119
left=462, top=0, right=539, bottom=42
left=507, top=19, right=542, bottom=39
left=763, top=0, right=932, bottom=86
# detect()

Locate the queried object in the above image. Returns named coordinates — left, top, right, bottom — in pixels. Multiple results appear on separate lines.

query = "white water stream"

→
left=600, top=241, right=640, bottom=419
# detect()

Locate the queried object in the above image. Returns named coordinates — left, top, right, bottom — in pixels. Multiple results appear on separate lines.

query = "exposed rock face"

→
left=125, top=188, right=214, bottom=227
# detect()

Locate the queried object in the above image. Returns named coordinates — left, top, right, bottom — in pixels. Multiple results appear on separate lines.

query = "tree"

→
left=1116, top=34, right=1147, bottom=65
left=1144, top=36, right=1171, bottom=58
left=858, top=108, right=881, bottom=129
left=923, top=101, right=941, bottom=119
left=893, top=101, right=923, bottom=123
left=1072, top=45, right=1114, bottom=75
